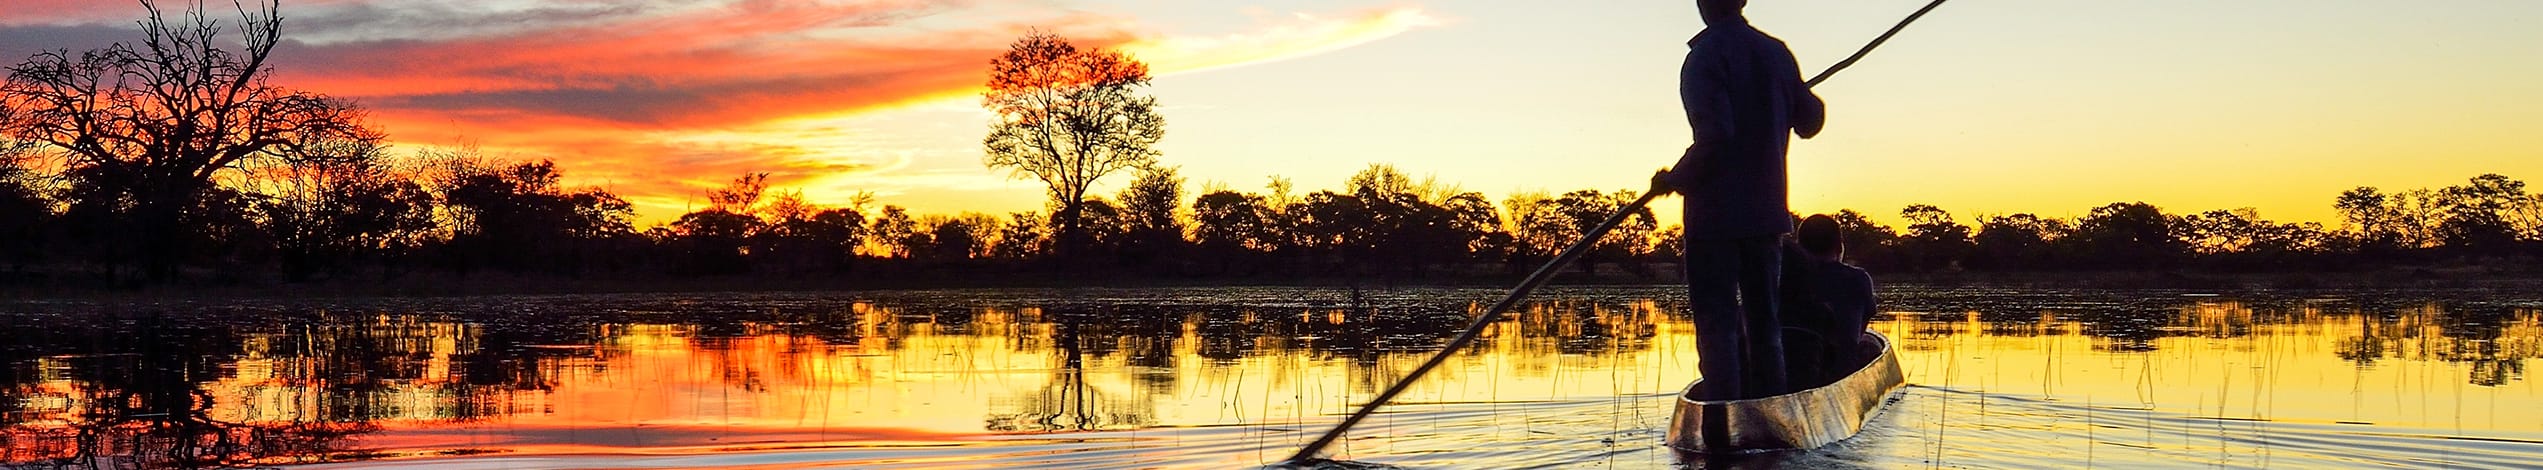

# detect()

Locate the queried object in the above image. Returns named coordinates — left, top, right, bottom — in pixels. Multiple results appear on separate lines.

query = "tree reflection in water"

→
left=2, top=314, right=381, bottom=467
left=1890, top=294, right=2539, bottom=389
left=0, top=288, right=2536, bottom=466
left=986, top=317, right=1154, bottom=432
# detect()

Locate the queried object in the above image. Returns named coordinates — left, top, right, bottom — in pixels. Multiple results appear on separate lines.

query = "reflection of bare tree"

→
left=0, top=304, right=670, bottom=466
left=985, top=320, right=1155, bottom=432
left=1, top=315, right=381, bottom=467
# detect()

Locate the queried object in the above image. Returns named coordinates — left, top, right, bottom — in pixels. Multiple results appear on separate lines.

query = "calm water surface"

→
left=2, top=286, right=2538, bottom=468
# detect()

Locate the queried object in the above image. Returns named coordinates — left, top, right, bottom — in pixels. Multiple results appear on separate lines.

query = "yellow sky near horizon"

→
left=769, top=0, right=2543, bottom=230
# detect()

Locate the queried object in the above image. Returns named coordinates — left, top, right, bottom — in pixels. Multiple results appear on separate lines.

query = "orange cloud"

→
left=269, top=3, right=1036, bottom=129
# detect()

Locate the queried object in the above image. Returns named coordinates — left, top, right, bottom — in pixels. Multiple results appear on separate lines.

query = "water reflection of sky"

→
left=1, top=288, right=2537, bottom=467
left=1891, top=299, right=2540, bottom=433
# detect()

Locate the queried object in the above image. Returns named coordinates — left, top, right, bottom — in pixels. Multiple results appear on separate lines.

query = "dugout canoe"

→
left=1665, top=330, right=1906, bottom=454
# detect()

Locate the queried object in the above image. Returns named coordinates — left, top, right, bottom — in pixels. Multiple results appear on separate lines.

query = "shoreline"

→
left=6, top=264, right=2540, bottom=302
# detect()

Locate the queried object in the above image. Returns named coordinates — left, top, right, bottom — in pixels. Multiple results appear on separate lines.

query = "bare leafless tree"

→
left=0, top=0, right=366, bottom=278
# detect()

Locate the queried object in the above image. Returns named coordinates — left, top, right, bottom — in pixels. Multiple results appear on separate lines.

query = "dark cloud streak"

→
left=286, top=1, right=651, bottom=43
left=0, top=24, right=136, bottom=64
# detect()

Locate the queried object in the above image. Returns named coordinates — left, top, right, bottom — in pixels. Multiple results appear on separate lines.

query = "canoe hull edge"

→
left=1664, top=330, right=1906, bottom=454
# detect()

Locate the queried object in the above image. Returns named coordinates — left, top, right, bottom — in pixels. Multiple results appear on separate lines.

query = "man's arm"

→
left=1668, top=48, right=1734, bottom=188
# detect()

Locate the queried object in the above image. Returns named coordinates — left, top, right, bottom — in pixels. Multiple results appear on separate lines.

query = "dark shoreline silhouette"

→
left=3, top=163, right=2537, bottom=297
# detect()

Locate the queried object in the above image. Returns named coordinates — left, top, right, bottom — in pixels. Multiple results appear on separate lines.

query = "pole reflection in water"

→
left=0, top=287, right=2537, bottom=468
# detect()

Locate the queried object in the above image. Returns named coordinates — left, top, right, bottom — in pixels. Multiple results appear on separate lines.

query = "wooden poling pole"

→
left=1809, top=0, right=1950, bottom=88
left=1284, top=0, right=1949, bottom=463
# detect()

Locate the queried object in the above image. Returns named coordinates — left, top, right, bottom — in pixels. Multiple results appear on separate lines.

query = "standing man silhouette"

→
left=1650, top=0, right=1826, bottom=400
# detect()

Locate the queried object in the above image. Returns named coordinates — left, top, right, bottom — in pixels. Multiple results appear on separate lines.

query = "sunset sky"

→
left=4, top=0, right=2539, bottom=227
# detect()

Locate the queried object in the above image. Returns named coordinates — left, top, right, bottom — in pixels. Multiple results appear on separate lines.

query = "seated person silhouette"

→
left=1779, top=214, right=1876, bottom=388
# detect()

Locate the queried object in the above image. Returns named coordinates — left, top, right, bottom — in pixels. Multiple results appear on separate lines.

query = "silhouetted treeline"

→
left=1830, top=174, right=2543, bottom=274
left=9, top=127, right=2543, bottom=287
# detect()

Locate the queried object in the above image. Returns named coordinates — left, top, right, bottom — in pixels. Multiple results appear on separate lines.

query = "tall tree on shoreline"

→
left=1899, top=204, right=1973, bottom=271
left=2070, top=202, right=2189, bottom=269
left=1117, top=165, right=1187, bottom=266
left=982, top=32, right=1165, bottom=261
left=1, top=0, right=366, bottom=280
left=431, top=157, right=633, bottom=274
left=1971, top=213, right=2065, bottom=270
left=2334, top=187, right=2404, bottom=252
left=2435, top=174, right=2527, bottom=250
